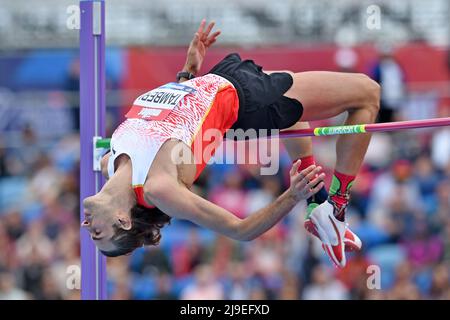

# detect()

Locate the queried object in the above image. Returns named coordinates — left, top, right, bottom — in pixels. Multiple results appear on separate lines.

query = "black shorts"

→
left=208, top=53, right=303, bottom=136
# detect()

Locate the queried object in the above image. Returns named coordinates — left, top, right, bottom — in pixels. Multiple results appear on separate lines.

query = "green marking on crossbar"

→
left=314, top=124, right=366, bottom=136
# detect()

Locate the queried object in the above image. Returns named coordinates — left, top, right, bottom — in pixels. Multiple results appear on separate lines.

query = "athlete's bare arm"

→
left=144, top=156, right=324, bottom=241
left=180, top=19, right=221, bottom=81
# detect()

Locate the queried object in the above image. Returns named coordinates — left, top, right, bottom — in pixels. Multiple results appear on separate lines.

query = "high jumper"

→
left=82, top=19, right=390, bottom=268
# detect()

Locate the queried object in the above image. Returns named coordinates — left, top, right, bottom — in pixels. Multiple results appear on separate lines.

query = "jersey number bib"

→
left=126, top=82, right=197, bottom=121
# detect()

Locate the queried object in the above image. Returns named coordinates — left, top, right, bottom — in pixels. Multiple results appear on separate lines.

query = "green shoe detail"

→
left=305, top=202, right=319, bottom=219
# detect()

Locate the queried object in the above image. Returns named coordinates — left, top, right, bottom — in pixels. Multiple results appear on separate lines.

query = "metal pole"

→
left=79, top=0, right=107, bottom=300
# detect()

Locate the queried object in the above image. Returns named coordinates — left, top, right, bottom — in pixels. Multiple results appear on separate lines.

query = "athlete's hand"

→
left=288, top=161, right=325, bottom=202
left=183, top=19, right=221, bottom=75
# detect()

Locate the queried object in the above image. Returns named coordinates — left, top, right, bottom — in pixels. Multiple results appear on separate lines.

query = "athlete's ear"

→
left=116, top=213, right=132, bottom=230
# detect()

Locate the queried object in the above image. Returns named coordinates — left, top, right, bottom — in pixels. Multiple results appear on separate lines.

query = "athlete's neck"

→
left=99, top=159, right=136, bottom=212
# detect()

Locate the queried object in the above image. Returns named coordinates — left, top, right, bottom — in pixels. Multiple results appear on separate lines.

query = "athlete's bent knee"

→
left=358, top=74, right=381, bottom=117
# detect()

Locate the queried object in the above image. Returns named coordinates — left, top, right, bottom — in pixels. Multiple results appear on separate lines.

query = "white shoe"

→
left=305, top=204, right=362, bottom=252
left=310, top=201, right=347, bottom=268
left=342, top=223, right=362, bottom=252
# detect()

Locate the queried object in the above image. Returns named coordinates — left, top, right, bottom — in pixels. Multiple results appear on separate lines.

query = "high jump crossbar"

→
left=279, top=117, right=450, bottom=138
left=79, top=0, right=107, bottom=300
left=94, top=117, right=450, bottom=149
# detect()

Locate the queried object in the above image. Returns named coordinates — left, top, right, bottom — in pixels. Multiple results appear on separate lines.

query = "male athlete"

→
left=82, top=20, right=378, bottom=267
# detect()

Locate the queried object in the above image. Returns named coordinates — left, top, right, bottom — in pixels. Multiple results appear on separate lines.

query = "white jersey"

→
left=107, top=74, right=239, bottom=207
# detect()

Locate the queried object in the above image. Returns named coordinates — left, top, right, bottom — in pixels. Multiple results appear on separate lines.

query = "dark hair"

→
left=100, top=205, right=171, bottom=257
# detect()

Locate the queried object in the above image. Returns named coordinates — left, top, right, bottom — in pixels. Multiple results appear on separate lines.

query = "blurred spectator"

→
left=154, top=272, right=177, bottom=300
left=0, top=139, right=9, bottom=177
left=65, top=58, right=80, bottom=131
left=15, top=221, right=53, bottom=263
left=20, top=123, right=41, bottom=171
left=4, top=211, right=26, bottom=240
left=370, top=45, right=406, bottom=123
left=0, top=220, right=18, bottom=271
left=336, top=251, right=372, bottom=295
left=225, top=262, right=252, bottom=300
left=19, top=247, right=47, bottom=298
left=442, top=217, right=450, bottom=262
left=139, top=247, right=173, bottom=275
left=403, top=217, right=444, bottom=269
left=278, top=271, right=300, bottom=300
left=413, top=154, right=442, bottom=214
left=0, top=272, right=29, bottom=300
left=35, top=270, right=63, bottom=300
left=429, top=263, right=449, bottom=299
left=302, top=264, right=349, bottom=300
left=387, top=262, right=421, bottom=300
left=248, top=286, right=268, bottom=300
left=110, top=278, right=132, bottom=300
left=180, top=264, right=224, bottom=300
left=367, top=159, right=424, bottom=239
left=172, top=229, right=208, bottom=277
left=431, top=126, right=450, bottom=170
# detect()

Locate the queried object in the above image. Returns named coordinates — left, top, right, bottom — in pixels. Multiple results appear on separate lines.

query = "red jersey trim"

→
left=133, top=185, right=155, bottom=209
left=190, top=84, right=239, bottom=180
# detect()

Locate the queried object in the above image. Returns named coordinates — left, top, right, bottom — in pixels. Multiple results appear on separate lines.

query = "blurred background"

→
left=0, top=0, right=449, bottom=300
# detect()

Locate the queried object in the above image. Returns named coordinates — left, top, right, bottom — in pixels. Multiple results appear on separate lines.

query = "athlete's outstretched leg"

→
left=264, top=71, right=326, bottom=204
left=282, top=71, right=379, bottom=267
left=284, top=71, right=380, bottom=176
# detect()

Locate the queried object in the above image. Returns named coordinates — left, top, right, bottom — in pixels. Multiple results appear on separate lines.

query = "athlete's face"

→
left=81, top=195, right=117, bottom=252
